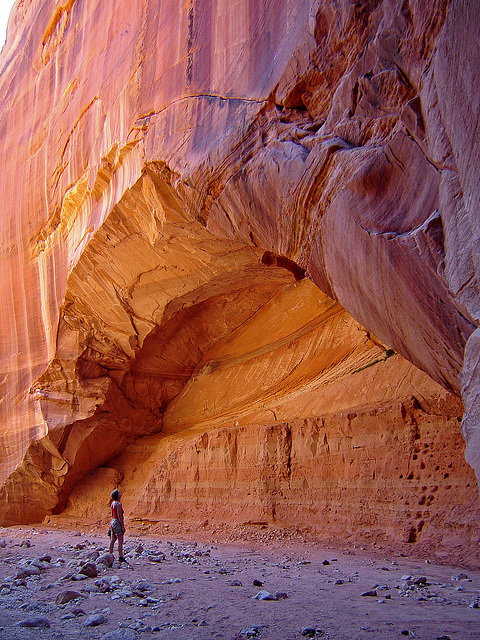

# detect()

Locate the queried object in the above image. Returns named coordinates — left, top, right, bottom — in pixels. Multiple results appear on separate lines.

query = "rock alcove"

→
left=0, top=0, right=479, bottom=560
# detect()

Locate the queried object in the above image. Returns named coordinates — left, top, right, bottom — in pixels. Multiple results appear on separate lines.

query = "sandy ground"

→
left=0, top=523, right=479, bottom=640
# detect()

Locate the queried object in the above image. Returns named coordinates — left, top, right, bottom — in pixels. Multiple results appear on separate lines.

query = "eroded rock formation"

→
left=0, top=0, right=479, bottom=552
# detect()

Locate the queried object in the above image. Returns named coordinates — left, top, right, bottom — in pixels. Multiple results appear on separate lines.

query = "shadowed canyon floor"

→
left=0, top=525, right=479, bottom=640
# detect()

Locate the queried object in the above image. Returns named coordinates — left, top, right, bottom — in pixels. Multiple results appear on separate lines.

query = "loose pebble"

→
left=16, top=616, right=50, bottom=628
left=84, top=613, right=107, bottom=627
left=253, top=590, right=277, bottom=600
left=97, top=553, right=115, bottom=567
left=301, top=627, right=323, bottom=637
left=55, top=589, right=84, bottom=605
left=240, top=626, right=262, bottom=637
left=15, top=566, right=40, bottom=579
left=79, top=561, right=98, bottom=578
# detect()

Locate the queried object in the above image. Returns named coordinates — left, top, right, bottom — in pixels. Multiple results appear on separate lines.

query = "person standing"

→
left=109, top=489, right=126, bottom=562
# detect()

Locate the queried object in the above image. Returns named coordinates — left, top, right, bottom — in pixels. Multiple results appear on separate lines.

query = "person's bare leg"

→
left=109, top=532, right=117, bottom=556
left=118, top=533, right=124, bottom=559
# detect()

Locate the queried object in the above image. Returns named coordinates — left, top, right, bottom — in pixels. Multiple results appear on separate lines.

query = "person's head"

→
left=110, top=489, right=121, bottom=501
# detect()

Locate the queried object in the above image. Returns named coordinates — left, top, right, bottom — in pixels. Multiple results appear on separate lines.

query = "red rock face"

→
left=0, top=0, right=479, bottom=554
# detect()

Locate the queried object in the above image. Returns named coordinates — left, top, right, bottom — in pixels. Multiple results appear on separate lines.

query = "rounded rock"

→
left=97, top=553, right=115, bottom=567
left=16, top=617, right=50, bottom=628
left=84, top=613, right=107, bottom=627
left=79, top=562, right=98, bottom=578
left=55, top=590, right=84, bottom=605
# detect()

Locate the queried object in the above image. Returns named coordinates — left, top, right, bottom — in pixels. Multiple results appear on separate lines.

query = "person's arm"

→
left=117, top=502, right=125, bottom=532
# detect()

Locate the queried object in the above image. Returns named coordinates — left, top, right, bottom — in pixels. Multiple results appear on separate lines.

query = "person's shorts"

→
left=110, top=518, right=124, bottom=536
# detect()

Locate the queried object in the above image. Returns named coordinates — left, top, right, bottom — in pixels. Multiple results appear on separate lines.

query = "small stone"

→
left=240, top=626, right=261, bottom=637
left=413, top=576, right=427, bottom=585
left=30, top=558, right=49, bottom=570
left=229, top=579, right=243, bottom=587
left=253, top=590, right=277, bottom=601
left=15, top=566, right=40, bottom=579
left=274, top=591, right=288, bottom=599
left=61, top=613, right=76, bottom=620
left=71, top=573, right=88, bottom=581
left=84, top=613, right=107, bottom=627
left=334, top=579, right=344, bottom=585
left=72, top=608, right=86, bottom=616
left=161, top=577, right=182, bottom=584
left=55, top=590, right=84, bottom=605
left=322, top=560, right=330, bottom=566
left=361, top=590, right=378, bottom=597
left=16, top=617, right=50, bottom=628
left=95, top=578, right=111, bottom=593
left=301, top=628, right=316, bottom=637
left=132, top=579, right=153, bottom=592
left=252, top=579, right=263, bottom=587
left=79, top=562, right=98, bottom=578
left=97, top=553, right=115, bottom=567
left=83, top=582, right=98, bottom=593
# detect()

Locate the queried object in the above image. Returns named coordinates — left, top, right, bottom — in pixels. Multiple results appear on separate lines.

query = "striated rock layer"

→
left=0, top=0, right=479, bottom=554
left=62, top=393, right=480, bottom=565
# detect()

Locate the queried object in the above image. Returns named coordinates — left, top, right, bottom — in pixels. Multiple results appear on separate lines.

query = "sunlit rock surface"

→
left=0, top=0, right=479, bottom=552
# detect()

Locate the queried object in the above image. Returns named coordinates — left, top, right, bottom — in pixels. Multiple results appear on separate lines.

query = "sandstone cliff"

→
left=0, top=0, right=479, bottom=556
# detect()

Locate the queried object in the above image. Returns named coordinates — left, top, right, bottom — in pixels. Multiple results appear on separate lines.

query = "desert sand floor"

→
left=0, top=524, right=478, bottom=640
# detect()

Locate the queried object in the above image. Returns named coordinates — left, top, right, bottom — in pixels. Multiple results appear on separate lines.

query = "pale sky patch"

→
left=0, top=0, right=17, bottom=49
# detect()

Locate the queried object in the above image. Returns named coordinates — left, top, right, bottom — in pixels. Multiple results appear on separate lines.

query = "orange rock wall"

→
left=0, top=0, right=479, bottom=554
left=62, top=391, right=480, bottom=563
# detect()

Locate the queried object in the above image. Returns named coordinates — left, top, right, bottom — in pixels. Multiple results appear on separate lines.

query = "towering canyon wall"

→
left=0, top=0, right=479, bottom=554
